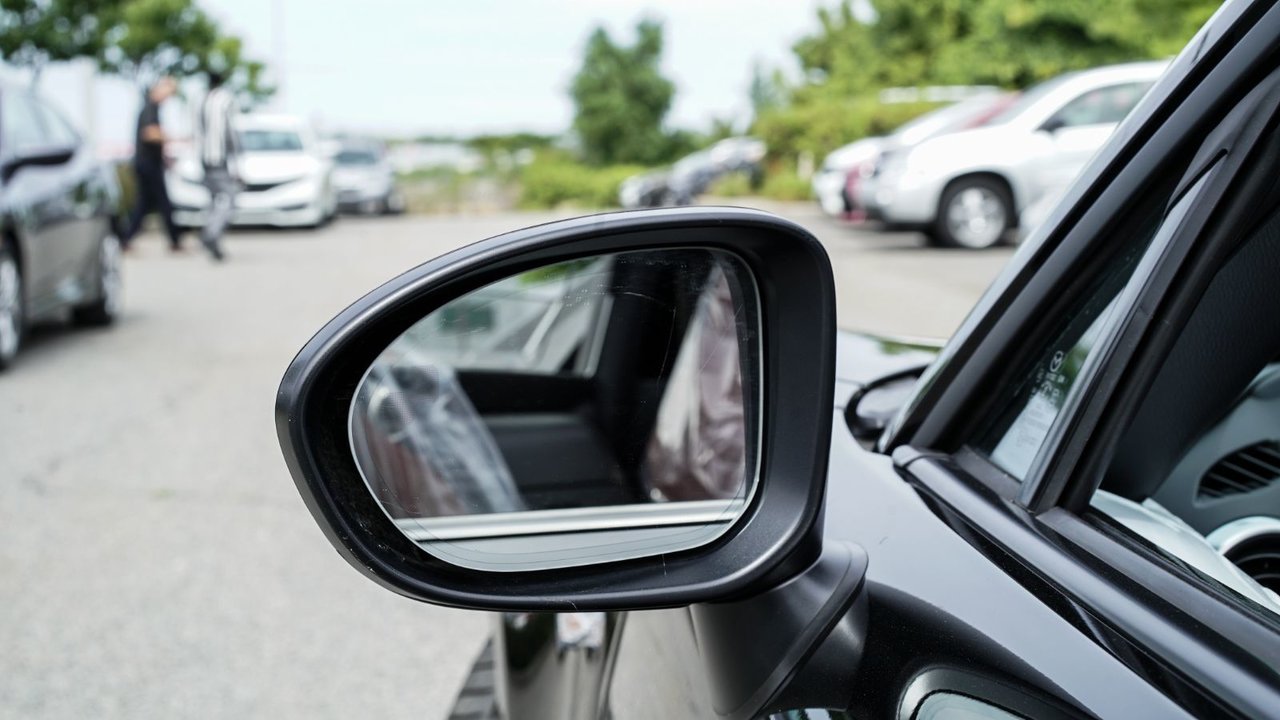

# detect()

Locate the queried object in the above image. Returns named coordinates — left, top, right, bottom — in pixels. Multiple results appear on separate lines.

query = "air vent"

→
left=1198, top=442, right=1280, bottom=499
left=1223, top=536, right=1280, bottom=594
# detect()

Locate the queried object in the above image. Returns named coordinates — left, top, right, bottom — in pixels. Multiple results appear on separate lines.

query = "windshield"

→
left=238, top=129, right=305, bottom=152
left=985, top=72, right=1080, bottom=125
left=336, top=149, right=379, bottom=165
left=891, top=93, right=1006, bottom=144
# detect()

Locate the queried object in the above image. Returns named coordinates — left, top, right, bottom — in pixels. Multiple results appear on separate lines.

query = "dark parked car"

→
left=0, top=86, right=122, bottom=370
left=278, top=3, right=1280, bottom=718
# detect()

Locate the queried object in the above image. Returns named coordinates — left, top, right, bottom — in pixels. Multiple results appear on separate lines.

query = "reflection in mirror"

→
left=349, top=249, right=759, bottom=571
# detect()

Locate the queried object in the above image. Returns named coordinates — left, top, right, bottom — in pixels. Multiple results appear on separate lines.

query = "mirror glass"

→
left=349, top=249, right=760, bottom=571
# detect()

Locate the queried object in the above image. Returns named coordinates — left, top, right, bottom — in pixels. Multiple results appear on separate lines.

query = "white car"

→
left=169, top=114, right=337, bottom=229
left=864, top=61, right=1167, bottom=248
left=818, top=93, right=1014, bottom=218
left=812, top=138, right=883, bottom=216
left=331, top=138, right=404, bottom=215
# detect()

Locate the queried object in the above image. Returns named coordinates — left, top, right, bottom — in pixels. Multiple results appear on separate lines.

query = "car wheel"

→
left=0, top=243, right=24, bottom=370
left=934, top=178, right=1013, bottom=249
left=72, top=232, right=123, bottom=326
left=447, top=639, right=499, bottom=720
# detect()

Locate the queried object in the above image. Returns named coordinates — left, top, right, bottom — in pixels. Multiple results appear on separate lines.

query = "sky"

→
left=197, top=0, right=831, bottom=136
left=4, top=0, right=844, bottom=151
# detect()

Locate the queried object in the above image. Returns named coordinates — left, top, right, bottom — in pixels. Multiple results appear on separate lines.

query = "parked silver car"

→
left=331, top=138, right=404, bottom=215
left=862, top=61, right=1167, bottom=248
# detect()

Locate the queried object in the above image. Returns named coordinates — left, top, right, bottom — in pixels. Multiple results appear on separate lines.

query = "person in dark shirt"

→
left=121, top=76, right=183, bottom=251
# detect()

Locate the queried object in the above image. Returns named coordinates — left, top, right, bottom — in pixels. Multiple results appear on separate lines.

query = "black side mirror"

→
left=847, top=365, right=929, bottom=443
left=2, top=144, right=75, bottom=182
left=277, top=206, right=840, bottom=611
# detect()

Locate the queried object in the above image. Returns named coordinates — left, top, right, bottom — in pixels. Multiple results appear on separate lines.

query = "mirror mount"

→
left=277, top=206, right=838, bottom=611
left=691, top=541, right=868, bottom=720
left=847, top=364, right=930, bottom=444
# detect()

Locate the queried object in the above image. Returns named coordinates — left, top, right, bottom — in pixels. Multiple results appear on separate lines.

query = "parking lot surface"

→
left=0, top=205, right=1014, bottom=719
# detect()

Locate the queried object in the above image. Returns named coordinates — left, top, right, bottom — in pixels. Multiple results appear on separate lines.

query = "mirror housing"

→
left=847, top=365, right=929, bottom=443
left=2, top=144, right=75, bottom=182
left=276, top=207, right=837, bottom=611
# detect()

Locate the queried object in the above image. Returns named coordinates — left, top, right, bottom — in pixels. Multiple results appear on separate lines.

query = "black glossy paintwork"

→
left=497, top=333, right=1193, bottom=720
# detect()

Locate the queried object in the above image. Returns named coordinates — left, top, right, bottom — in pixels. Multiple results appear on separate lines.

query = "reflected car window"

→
left=397, top=257, right=611, bottom=376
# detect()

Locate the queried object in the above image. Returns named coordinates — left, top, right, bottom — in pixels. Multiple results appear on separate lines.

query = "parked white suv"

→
left=863, top=61, right=1168, bottom=248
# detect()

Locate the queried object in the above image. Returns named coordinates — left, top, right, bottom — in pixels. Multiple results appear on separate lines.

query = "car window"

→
left=985, top=72, right=1080, bottom=125
left=1050, top=82, right=1153, bottom=129
left=1087, top=167, right=1280, bottom=618
left=336, top=149, right=379, bottom=165
left=35, top=100, right=80, bottom=147
left=238, top=129, right=304, bottom=152
left=2, top=92, right=48, bottom=154
left=974, top=169, right=1205, bottom=480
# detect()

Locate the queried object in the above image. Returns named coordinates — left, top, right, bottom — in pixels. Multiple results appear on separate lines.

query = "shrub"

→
left=705, top=172, right=754, bottom=198
left=759, top=170, right=813, bottom=202
left=518, top=152, right=646, bottom=209
left=754, top=94, right=941, bottom=165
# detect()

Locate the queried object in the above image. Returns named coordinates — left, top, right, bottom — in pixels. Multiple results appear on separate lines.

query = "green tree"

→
left=748, top=61, right=788, bottom=120
left=570, top=19, right=675, bottom=166
left=201, top=33, right=273, bottom=106
left=792, top=0, right=1220, bottom=92
left=97, top=0, right=216, bottom=81
left=97, top=0, right=271, bottom=103
left=0, top=0, right=124, bottom=84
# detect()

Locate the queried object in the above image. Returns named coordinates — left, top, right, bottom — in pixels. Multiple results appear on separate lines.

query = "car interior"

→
left=1099, top=198, right=1280, bottom=610
left=349, top=249, right=757, bottom=522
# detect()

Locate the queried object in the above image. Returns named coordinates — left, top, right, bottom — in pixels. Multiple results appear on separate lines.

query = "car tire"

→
left=933, top=177, right=1013, bottom=249
left=447, top=639, right=500, bottom=720
left=0, top=242, right=24, bottom=370
left=72, top=232, right=123, bottom=327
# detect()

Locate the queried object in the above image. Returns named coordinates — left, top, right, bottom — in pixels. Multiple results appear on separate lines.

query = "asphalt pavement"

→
left=0, top=204, right=1014, bottom=719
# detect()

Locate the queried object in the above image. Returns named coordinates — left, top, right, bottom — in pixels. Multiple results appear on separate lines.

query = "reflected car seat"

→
left=642, top=265, right=749, bottom=502
left=351, top=360, right=524, bottom=519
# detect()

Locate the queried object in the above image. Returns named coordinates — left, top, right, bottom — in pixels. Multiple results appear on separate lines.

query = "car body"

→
left=0, top=86, right=123, bottom=370
left=169, top=114, right=336, bottom=229
left=815, top=92, right=1017, bottom=219
left=665, top=137, right=765, bottom=205
left=617, top=170, right=669, bottom=209
left=854, top=91, right=1016, bottom=217
left=865, top=61, right=1167, bottom=247
left=811, top=137, right=883, bottom=217
left=330, top=137, right=404, bottom=215
left=279, top=2, right=1280, bottom=718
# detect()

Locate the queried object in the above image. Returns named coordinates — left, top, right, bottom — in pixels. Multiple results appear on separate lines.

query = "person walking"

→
left=197, top=71, right=237, bottom=262
left=121, top=76, right=183, bottom=252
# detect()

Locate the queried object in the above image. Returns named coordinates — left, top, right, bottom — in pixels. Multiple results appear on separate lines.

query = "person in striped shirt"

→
left=197, top=71, right=237, bottom=262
